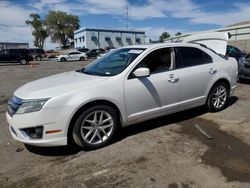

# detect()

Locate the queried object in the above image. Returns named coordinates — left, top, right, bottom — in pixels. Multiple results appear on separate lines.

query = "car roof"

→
left=121, top=42, right=201, bottom=50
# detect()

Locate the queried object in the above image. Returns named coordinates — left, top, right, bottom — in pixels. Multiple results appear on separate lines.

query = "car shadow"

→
left=239, top=79, right=250, bottom=85
left=0, top=63, right=21, bottom=66
left=25, top=97, right=238, bottom=156
left=0, top=62, right=40, bottom=67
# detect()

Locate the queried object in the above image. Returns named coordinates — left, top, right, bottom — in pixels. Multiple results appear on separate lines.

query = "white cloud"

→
left=0, top=25, right=32, bottom=43
left=0, top=1, right=32, bottom=26
left=29, top=0, right=250, bottom=26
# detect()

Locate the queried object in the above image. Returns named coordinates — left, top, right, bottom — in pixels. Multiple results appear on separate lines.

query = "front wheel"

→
left=79, top=56, right=85, bottom=61
left=206, top=82, right=229, bottom=112
left=72, top=105, right=118, bottom=150
left=60, top=57, right=66, bottom=62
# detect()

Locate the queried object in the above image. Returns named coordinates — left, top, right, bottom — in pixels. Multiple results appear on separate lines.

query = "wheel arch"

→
left=206, top=78, right=231, bottom=102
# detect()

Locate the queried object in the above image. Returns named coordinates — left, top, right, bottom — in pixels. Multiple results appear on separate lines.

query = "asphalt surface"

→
left=0, top=60, right=250, bottom=188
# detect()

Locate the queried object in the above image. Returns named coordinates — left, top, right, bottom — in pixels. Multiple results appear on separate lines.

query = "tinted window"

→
left=19, top=49, right=29, bottom=54
left=37, top=49, right=44, bottom=53
left=177, top=47, right=212, bottom=68
left=0, top=50, right=7, bottom=55
left=227, top=46, right=241, bottom=57
left=135, top=48, right=173, bottom=74
left=1, top=50, right=10, bottom=55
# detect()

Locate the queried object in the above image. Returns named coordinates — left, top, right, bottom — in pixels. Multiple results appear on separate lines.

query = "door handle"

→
left=209, top=68, right=217, bottom=74
left=168, top=74, right=179, bottom=83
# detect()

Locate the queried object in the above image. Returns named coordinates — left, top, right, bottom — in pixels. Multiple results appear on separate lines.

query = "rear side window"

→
left=177, top=47, right=212, bottom=68
left=19, top=49, right=29, bottom=54
left=37, top=49, right=45, bottom=53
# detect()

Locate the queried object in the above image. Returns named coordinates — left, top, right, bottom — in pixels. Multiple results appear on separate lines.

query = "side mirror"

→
left=133, top=67, right=150, bottom=78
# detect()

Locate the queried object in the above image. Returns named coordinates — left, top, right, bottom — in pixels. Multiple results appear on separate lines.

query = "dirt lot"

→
left=0, top=60, right=250, bottom=188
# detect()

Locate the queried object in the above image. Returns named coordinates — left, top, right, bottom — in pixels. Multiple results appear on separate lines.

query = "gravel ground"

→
left=0, top=60, right=249, bottom=188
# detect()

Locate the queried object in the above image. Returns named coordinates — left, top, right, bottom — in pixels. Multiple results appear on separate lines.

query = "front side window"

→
left=134, top=48, right=173, bottom=74
left=81, top=48, right=145, bottom=76
left=177, top=47, right=212, bottom=68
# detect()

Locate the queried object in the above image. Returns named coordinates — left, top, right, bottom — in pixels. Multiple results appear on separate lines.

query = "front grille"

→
left=7, top=96, right=22, bottom=116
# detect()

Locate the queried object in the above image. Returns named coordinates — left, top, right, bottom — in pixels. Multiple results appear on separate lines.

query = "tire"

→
left=238, top=78, right=244, bottom=83
left=19, top=59, right=27, bottom=65
left=206, top=82, right=229, bottom=112
left=35, top=56, right=42, bottom=61
left=79, top=56, right=85, bottom=61
left=72, top=105, right=118, bottom=150
left=61, top=57, right=66, bottom=62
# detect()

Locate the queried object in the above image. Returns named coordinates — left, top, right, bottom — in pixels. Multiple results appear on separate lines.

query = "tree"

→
left=26, top=13, right=48, bottom=48
left=45, top=11, right=80, bottom=48
left=175, top=32, right=182, bottom=36
left=159, top=32, right=170, bottom=42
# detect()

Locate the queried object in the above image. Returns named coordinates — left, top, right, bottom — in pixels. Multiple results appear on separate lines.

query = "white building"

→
left=74, top=28, right=145, bottom=50
left=166, top=23, right=250, bottom=52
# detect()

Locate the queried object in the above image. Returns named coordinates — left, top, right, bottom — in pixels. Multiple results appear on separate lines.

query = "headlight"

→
left=16, top=99, right=49, bottom=114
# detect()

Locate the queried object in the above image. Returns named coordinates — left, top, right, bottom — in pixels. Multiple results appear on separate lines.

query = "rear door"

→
left=175, top=46, right=217, bottom=107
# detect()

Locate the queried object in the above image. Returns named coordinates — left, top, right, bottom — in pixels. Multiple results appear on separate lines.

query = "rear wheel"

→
left=19, top=59, right=27, bottom=65
left=35, top=56, right=42, bottom=61
left=61, top=57, right=66, bottom=62
left=72, top=105, right=118, bottom=150
left=206, top=82, right=229, bottom=112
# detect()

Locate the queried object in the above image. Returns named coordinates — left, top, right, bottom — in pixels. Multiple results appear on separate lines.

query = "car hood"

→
left=14, top=71, right=108, bottom=99
left=183, top=32, right=229, bottom=56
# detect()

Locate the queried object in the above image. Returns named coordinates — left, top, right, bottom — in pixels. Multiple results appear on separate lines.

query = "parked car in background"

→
left=45, top=50, right=61, bottom=58
left=226, top=45, right=250, bottom=80
left=29, top=48, right=46, bottom=61
left=77, top=48, right=89, bottom=53
left=56, top=51, right=87, bottom=62
left=6, top=41, right=238, bottom=150
left=0, top=49, right=33, bottom=65
left=97, top=49, right=116, bottom=59
left=86, top=48, right=105, bottom=58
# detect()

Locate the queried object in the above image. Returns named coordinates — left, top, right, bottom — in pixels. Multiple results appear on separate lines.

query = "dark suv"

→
left=29, top=48, right=46, bottom=61
left=226, top=45, right=250, bottom=80
left=0, top=49, right=33, bottom=65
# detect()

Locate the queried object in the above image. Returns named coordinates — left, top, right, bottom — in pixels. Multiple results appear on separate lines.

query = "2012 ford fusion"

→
left=6, top=41, right=238, bottom=150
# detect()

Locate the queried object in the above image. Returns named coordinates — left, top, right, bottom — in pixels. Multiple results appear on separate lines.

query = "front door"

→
left=124, top=48, right=181, bottom=124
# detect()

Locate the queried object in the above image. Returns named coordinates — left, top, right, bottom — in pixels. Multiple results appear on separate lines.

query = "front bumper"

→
left=6, top=110, right=69, bottom=147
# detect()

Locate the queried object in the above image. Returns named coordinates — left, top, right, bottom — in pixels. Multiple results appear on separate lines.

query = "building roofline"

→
left=74, top=27, right=145, bottom=35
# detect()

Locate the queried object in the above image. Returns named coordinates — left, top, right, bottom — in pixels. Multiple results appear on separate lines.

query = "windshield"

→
left=81, top=48, right=145, bottom=76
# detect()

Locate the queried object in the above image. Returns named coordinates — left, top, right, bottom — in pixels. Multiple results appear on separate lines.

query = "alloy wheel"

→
left=212, top=85, right=227, bottom=109
left=80, top=110, right=114, bottom=145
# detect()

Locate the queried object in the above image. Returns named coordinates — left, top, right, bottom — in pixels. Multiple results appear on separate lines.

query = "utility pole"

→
left=124, top=4, right=129, bottom=30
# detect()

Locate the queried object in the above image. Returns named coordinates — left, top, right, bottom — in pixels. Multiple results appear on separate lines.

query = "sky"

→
left=0, top=0, right=250, bottom=49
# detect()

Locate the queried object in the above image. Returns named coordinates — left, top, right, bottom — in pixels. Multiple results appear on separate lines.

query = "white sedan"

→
left=6, top=38, right=238, bottom=150
left=56, top=51, right=87, bottom=62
